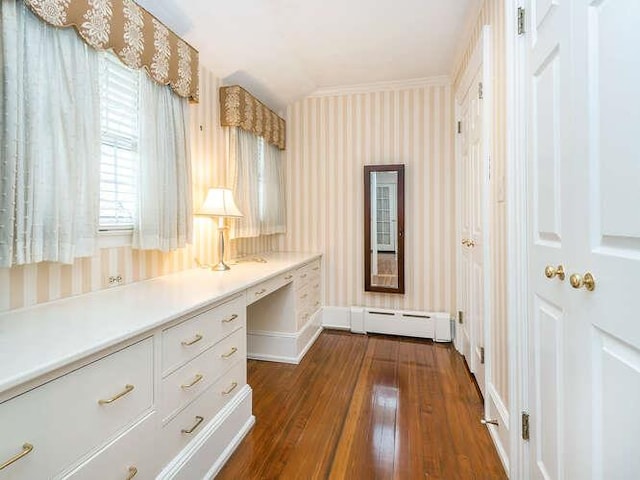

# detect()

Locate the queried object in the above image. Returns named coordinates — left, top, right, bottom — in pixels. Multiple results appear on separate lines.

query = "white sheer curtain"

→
left=260, top=142, right=286, bottom=235
left=230, top=128, right=261, bottom=239
left=228, top=128, right=286, bottom=239
left=133, top=74, right=193, bottom=251
left=0, top=0, right=100, bottom=267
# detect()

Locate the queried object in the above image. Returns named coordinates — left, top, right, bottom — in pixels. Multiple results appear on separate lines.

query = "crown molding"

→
left=451, top=0, right=485, bottom=77
left=308, top=75, right=451, bottom=98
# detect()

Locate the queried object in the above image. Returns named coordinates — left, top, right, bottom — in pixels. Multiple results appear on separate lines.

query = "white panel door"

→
left=527, top=0, right=640, bottom=478
left=457, top=54, right=487, bottom=398
left=527, top=0, right=570, bottom=478
left=459, top=96, right=473, bottom=364
left=572, top=0, right=640, bottom=477
left=468, top=66, right=486, bottom=397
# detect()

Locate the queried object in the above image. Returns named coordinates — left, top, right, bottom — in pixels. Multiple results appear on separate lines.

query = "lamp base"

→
left=211, top=261, right=230, bottom=271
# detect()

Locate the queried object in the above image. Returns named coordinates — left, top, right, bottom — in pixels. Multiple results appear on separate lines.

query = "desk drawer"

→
left=161, top=361, right=246, bottom=460
left=65, top=412, right=158, bottom=480
left=295, top=260, right=321, bottom=291
left=0, top=338, right=153, bottom=479
left=246, top=275, right=287, bottom=306
left=162, top=295, right=245, bottom=375
left=160, top=328, right=246, bottom=422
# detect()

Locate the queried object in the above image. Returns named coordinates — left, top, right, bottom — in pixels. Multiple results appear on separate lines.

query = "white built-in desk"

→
left=0, top=252, right=322, bottom=479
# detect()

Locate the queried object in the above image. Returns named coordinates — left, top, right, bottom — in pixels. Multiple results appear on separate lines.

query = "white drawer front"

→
left=161, top=361, right=246, bottom=461
left=295, top=260, right=321, bottom=291
left=162, top=295, right=245, bottom=375
left=296, top=279, right=321, bottom=309
left=281, top=270, right=295, bottom=284
left=0, top=338, right=153, bottom=480
left=160, top=327, right=246, bottom=422
left=64, top=412, right=158, bottom=480
left=246, top=274, right=287, bottom=306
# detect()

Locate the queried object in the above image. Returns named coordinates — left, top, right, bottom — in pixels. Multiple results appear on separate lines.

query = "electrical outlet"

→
left=108, top=274, right=123, bottom=286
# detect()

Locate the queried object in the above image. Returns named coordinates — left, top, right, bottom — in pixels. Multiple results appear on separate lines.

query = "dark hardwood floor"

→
left=217, top=330, right=506, bottom=480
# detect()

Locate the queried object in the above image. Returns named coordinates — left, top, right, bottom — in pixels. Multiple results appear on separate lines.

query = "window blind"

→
left=99, top=53, right=140, bottom=229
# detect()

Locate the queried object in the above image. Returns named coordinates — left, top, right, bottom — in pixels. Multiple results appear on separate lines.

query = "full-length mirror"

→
left=364, top=164, right=405, bottom=294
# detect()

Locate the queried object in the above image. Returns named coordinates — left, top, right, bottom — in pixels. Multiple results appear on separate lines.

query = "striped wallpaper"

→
left=280, top=80, right=456, bottom=316
left=0, top=67, right=277, bottom=313
left=453, top=0, right=509, bottom=407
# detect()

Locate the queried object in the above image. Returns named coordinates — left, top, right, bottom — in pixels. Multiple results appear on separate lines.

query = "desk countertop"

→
left=0, top=252, right=321, bottom=395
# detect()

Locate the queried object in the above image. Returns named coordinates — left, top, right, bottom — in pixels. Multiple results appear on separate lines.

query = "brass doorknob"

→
left=467, top=240, right=475, bottom=247
left=461, top=239, right=468, bottom=246
left=569, top=272, right=596, bottom=291
left=544, top=265, right=565, bottom=281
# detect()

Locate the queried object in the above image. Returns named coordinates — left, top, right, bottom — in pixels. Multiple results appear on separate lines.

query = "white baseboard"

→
left=157, top=385, right=254, bottom=480
left=295, top=323, right=323, bottom=362
left=350, top=307, right=365, bottom=334
left=321, top=306, right=351, bottom=330
left=247, top=311, right=322, bottom=364
left=486, top=383, right=511, bottom=476
left=203, top=414, right=255, bottom=480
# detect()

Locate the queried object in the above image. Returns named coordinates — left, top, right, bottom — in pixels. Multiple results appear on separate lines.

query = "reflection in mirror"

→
left=364, top=165, right=404, bottom=294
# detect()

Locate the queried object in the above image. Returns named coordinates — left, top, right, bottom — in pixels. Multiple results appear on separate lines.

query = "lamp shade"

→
left=198, top=188, right=243, bottom=217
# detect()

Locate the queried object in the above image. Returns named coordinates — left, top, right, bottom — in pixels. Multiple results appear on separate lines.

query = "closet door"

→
left=527, top=0, right=640, bottom=478
left=527, top=0, right=572, bottom=477
left=569, top=0, right=640, bottom=477
left=456, top=28, right=490, bottom=399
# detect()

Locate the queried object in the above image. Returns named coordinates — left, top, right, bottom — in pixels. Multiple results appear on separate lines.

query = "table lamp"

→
left=198, top=188, right=243, bottom=271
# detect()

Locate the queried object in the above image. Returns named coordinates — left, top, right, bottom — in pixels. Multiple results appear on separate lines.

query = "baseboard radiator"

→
left=322, top=306, right=452, bottom=342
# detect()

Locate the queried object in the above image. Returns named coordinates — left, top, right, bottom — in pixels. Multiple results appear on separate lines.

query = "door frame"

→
left=504, top=0, right=529, bottom=478
left=454, top=24, right=493, bottom=410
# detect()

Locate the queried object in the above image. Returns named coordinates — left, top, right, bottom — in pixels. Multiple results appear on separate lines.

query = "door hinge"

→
left=478, top=82, right=484, bottom=99
left=480, top=347, right=485, bottom=364
left=522, top=412, right=530, bottom=440
left=458, top=310, right=464, bottom=324
left=517, top=7, right=526, bottom=35
left=457, top=121, right=462, bottom=134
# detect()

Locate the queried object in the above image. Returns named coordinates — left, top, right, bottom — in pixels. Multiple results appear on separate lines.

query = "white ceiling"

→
left=136, top=0, right=481, bottom=110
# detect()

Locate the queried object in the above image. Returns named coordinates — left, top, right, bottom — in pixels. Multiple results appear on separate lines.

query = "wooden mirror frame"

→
left=364, top=164, right=405, bottom=294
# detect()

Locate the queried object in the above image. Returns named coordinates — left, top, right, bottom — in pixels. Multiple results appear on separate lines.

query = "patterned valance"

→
left=220, top=85, right=286, bottom=150
left=23, top=0, right=199, bottom=102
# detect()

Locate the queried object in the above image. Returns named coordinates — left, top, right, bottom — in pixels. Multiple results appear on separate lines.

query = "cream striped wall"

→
left=453, top=0, right=509, bottom=406
left=280, top=80, right=455, bottom=315
left=0, top=67, right=278, bottom=313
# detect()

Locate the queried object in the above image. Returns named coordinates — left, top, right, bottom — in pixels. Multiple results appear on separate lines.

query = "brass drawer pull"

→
left=181, top=333, right=203, bottom=346
left=255, top=288, right=267, bottom=296
left=0, top=443, right=33, bottom=471
left=126, top=466, right=138, bottom=480
left=221, top=347, right=238, bottom=359
left=222, top=314, right=238, bottom=324
left=181, top=415, right=204, bottom=434
left=284, top=274, right=293, bottom=280
left=98, top=384, right=134, bottom=405
left=222, top=381, right=238, bottom=395
left=181, top=373, right=204, bottom=389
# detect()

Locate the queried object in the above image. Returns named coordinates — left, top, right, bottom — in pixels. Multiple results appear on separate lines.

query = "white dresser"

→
left=0, top=252, right=322, bottom=479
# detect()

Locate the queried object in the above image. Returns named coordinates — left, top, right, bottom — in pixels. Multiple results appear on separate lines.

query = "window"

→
left=98, top=53, right=140, bottom=230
